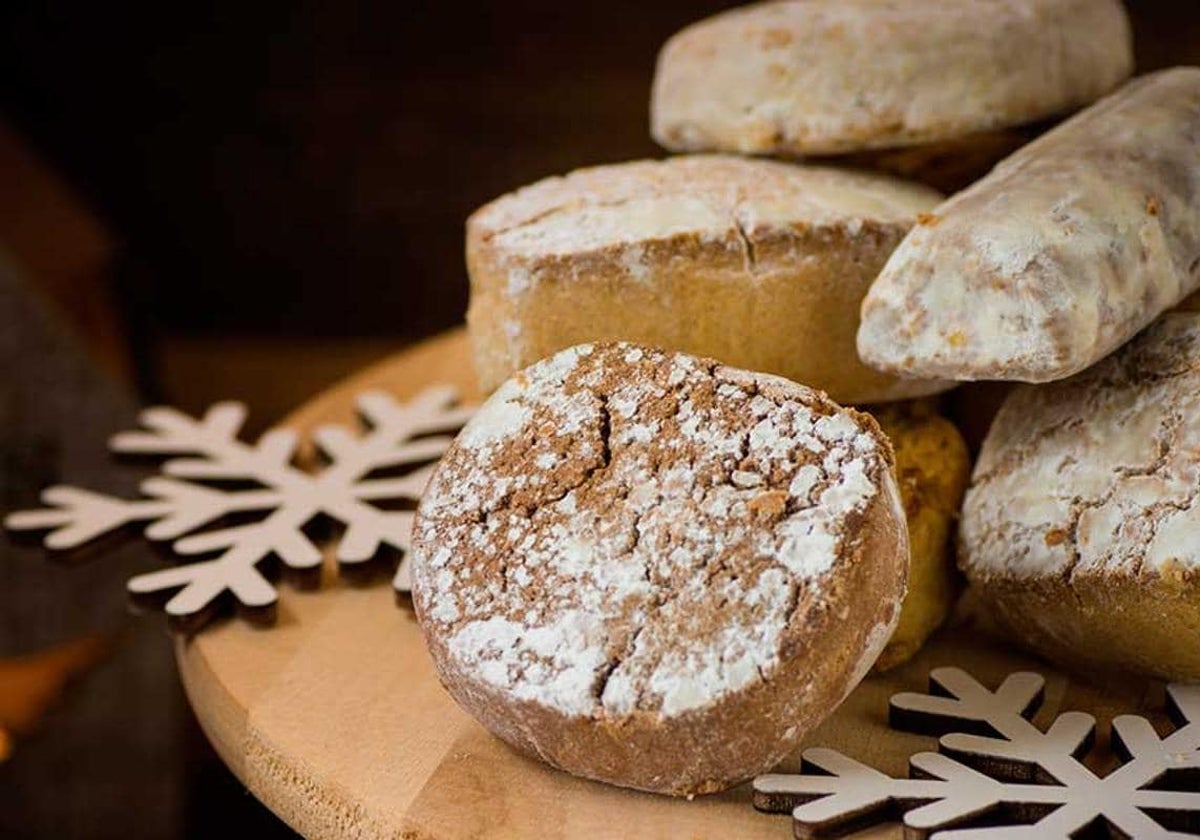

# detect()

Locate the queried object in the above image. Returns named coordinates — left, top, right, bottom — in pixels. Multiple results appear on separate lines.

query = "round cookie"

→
left=651, top=0, right=1132, bottom=157
left=960, top=314, right=1200, bottom=681
left=467, top=155, right=947, bottom=405
left=411, top=343, right=908, bottom=796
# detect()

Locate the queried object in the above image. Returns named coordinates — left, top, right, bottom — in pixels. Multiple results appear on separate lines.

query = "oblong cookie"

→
left=412, top=343, right=908, bottom=795
left=651, top=0, right=1132, bottom=156
left=961, top=314, right=1200, bottom=680
left=467, top=155, right=946, bottom=404
left=859, top=68, right=1200, bottom=384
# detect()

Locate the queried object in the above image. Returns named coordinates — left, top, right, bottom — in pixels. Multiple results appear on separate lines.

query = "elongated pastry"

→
left=960, top=314, right=1200, bottom=680
left=412, top=343, right=908, bottom=795
left=859, top=68, right=1200, bottom=384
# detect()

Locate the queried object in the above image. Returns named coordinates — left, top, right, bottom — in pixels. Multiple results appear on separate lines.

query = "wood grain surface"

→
left=174, top=328, right=1161, bottom=840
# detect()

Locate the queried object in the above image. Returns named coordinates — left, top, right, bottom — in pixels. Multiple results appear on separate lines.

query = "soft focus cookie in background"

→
left=412, top=343, right=908, bottom=795
left=834, top=127, right=1041, bottom=195
left=467, top=155, right=946, bottom=405
left=870, top=401, right=970, bottom=671
left=961, top=314, right=1200, bottom=681
left=651, top=0, right=1132, bottom=157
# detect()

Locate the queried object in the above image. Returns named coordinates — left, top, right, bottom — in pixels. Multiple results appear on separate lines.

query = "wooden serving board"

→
left=174, top=329, right=1158, bottom=840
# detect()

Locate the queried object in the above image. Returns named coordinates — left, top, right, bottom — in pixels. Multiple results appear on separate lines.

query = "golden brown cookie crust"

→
left=467, top=155, right=946, bottom=405
left=871, top=402, right=970, bottom=671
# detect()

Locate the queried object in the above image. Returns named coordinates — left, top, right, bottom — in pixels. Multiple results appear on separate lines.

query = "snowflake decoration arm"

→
left=5, top=386, right=471, bottom=629
left=753, top=667, right=1200, bottom=839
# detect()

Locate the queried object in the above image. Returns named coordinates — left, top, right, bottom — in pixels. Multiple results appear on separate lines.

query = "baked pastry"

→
left=411, top=343, right=908, bottom=795
left=651, top=0, right=1131, bottom=157
left=859, top=68, right=1200, bottom=384
left=467, top=155, right=946, bottom=404
left=960, top=313, right=1200, bottom=681
left=870, top=402, right=970, bottom=671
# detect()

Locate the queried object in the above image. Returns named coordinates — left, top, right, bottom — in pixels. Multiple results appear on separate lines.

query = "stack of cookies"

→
left=410, top=0, right=1200, bottom=799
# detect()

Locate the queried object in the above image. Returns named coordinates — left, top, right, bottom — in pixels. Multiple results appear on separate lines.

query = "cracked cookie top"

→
left=962, top=313, right=1200, bottom=583
left=412, top=342, right=897, bottom=720
left=469, top=155, right=940, bottom=267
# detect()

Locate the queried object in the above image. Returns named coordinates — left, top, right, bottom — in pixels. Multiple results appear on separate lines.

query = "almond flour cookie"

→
left=467, top=155, right=946, bottom=405
left=411, top=343, right=908, bottom=795
left=651, top=0, right=1131, bottom=157
left=871, top=402, right=970, bottom=671
left=961, top=314, right=1200, bottom=681
left=860, top=68, right=1200, bottom=384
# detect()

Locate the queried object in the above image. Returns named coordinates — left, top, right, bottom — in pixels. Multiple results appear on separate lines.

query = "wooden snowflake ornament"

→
left=754, top=667, right=1200, bottom=839
left=6, top=386, right=472, bottom=630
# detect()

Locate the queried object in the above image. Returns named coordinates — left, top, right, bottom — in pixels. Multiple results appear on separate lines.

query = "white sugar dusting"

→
left=504, top=266, right=532, bottom=298
left=416, top=342, right=887, bottom=721
left=474, top=155, right=940, bottom=272
left=455, top=385, right=530, bottom=451
left=732, top=470, right=764, bottom=488
left=963, top=314, right=1200, bottom=581
left=447, top=613, right=610, bottom=716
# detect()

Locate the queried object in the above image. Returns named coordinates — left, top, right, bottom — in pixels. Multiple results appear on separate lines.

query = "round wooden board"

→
left=175, top=328, right=1158, bottom=840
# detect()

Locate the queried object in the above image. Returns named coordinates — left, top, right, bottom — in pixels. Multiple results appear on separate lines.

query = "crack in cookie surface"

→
left=962, top=314, right=1200, bottom=583
left=413, top=343, right=890, bottom=720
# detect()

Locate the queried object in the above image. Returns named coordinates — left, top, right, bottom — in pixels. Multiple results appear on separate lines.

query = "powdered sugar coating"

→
left=473, top=155, right=939, bottom=266
left=413, top=343, right=895, bottom=720
left=860, top=68, right=1200, bottom=384
left=962, top=314, right=1200, bottom=583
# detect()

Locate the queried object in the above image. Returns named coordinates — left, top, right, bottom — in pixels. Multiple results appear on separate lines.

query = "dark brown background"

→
left=0, top=1, right=1189, bottom=347
left=1, top=2, right=1199, bottom=838
left=1, top=3, right=738, bottom=343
